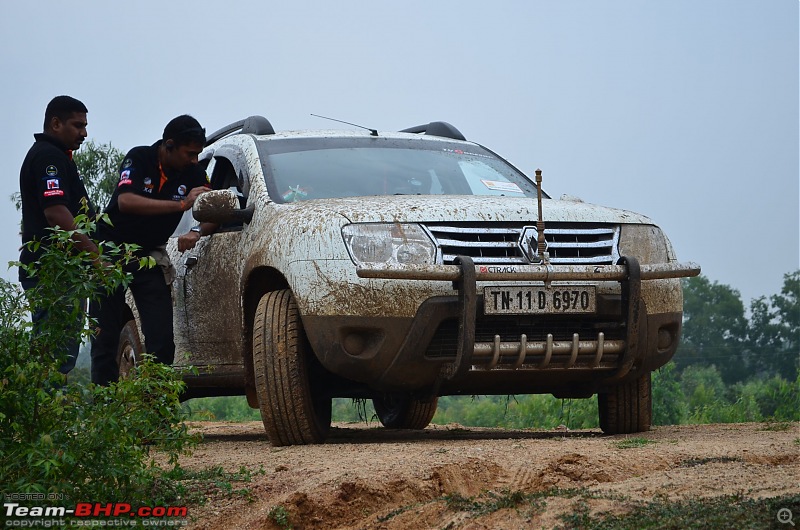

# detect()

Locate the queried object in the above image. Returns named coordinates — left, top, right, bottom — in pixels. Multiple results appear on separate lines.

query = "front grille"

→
left=425, top=222, right=620, bottom=265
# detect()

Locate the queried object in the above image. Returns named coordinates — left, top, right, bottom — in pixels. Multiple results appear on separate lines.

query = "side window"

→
left=210, top=146, right=250, bottom=204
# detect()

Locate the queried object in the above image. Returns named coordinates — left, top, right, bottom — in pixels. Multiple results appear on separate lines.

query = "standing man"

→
left=19, top=95, right=98, bottom=374
left=90, top=115, right=211, bottom=385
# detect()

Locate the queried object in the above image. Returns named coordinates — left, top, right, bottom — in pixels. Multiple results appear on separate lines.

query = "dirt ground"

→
left=175, top=421, right=799, bottom=529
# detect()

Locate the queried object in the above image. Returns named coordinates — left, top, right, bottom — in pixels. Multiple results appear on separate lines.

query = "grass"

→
left=436, top=488, right=800, bottom=529
left=556, top=492, right=800, bottom=529
left=612, top=437, right=659, bottom=449
left=680, top=456, right=741, bottom=467
left=444, top=489, right=545, bottom=516
left=162, top=464, right=261, bottom=505
left=267, top=505, right=292, bottom=530
left=760, top=421, right=795, bottom=432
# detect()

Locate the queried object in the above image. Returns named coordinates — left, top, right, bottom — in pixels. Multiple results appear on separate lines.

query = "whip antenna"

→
left=310, top=114, right=378, bottom=136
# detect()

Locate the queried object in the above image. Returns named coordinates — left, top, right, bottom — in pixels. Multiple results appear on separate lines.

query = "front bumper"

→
left=304, top=257, right=700, bottom=397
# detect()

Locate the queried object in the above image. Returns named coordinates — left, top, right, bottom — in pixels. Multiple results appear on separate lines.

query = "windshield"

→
left=257, top=137, right=541, bottom=203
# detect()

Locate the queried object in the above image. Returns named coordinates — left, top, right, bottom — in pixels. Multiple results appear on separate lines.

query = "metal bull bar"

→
left=357, top=258, right=701, bottom=384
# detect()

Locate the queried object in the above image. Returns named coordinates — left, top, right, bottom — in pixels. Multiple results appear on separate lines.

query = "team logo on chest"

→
left=177, top=185, right=187, bottom=196
left=143, top=176, right=154, bottom=194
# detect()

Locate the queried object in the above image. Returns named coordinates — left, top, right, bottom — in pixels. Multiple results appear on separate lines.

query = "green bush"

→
left=183, top=396, right=261, bottom=422
left=0, top=212, right=197, bottom=506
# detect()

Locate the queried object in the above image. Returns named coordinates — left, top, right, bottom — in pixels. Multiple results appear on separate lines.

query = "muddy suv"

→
left=120, top=116, right=699, bottom=446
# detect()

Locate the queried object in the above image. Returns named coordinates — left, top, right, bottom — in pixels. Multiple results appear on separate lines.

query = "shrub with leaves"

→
left=0, top=208, right=196, bottom=506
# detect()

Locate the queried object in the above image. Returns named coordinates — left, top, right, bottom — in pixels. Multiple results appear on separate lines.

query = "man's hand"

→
left=178, top=230, right=201, bottom=252
left=183, top=186, right=211, bottom=211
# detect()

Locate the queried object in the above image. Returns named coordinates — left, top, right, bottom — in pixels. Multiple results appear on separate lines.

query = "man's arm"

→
left=117, top=186, right=209, bottom=215
left=43, top=204, right=99, bottom=255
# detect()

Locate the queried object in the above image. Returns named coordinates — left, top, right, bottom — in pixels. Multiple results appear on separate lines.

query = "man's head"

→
left=43, top=95, right=88, bottom=151
left=162, top=115, right=206, bottom=170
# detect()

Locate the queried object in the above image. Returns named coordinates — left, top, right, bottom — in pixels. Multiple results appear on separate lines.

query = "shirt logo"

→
left=122, top=158, right=132, bottom=169
left=177, top=185, right=187, bottom=196
left=45, top=165, right=58, bottom=177
left=118, top=169, right=133, bottom=187
left=46, top=178, right=60, bottom=190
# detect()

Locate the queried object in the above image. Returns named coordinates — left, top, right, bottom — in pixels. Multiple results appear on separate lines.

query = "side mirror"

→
left=192, top=189, right=254, bottom=224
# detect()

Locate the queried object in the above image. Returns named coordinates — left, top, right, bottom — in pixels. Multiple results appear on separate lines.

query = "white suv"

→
left=119, top=116, right=699, bottom=446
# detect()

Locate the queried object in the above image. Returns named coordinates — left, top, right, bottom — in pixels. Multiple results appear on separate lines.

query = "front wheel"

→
left=598, top=373, right=652, bottom=434
left=373, top=395, right=438, bottom=430
left=252, top=290, right=331, bottom=446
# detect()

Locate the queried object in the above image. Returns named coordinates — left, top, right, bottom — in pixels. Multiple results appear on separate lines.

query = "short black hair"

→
left=163, top=115, right=206, bottom=146
left=44, top=95, right=88, bottom=130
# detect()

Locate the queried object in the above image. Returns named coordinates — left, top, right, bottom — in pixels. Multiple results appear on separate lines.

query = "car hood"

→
left=279, top=195, right=654, bottom=225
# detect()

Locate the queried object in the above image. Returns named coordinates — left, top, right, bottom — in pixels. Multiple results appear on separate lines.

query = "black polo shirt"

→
left=19, top=133, right=95, bottom=281
left=97, top=141, right=209, bottom=251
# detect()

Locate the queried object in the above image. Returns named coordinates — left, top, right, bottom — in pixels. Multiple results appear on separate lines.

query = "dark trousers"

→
left=20, top=279, right=82, bottom=374
left=89, top=265, right=174, bottom=386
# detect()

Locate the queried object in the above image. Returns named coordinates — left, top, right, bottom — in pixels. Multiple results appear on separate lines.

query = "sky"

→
left=1, top=0, right=797, bottom=306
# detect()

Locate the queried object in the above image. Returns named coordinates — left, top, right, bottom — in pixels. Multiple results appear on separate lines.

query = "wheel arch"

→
left=241, top=266, right=290, bottom=406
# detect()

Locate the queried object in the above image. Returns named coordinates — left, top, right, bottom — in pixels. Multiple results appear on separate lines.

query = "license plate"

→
left=483, top=285, right=596, bottom=315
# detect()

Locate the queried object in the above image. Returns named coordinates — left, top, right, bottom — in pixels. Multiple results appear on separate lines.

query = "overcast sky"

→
left=1, top=1, right=797, bottom=306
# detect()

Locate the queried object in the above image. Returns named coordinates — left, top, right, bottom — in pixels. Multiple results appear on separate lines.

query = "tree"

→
left=72, top=139, right=125, bottom=210
left=747, top=270, right=800, bottom=380
left=675, top=275, right=749, bottom=384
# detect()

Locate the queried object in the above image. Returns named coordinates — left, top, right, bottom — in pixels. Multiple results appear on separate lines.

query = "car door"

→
left=178, top=150, right=249, bottom=368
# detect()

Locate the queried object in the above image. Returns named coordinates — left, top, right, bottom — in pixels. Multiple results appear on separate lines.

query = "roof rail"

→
left=206, top=115, right=275, bottom=146
left=399, top=121, right=466, bottom=141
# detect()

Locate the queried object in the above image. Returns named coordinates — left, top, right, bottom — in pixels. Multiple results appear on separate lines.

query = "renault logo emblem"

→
left=519, top=226, right=546, bottom=263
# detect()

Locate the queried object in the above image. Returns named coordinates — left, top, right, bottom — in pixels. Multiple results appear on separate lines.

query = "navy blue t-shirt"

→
left=97, top=141, right=208, bottom=251
left=19, top=133, right=95, bottom=281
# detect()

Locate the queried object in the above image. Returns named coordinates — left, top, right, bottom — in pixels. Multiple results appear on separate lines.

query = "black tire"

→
left=373, top=395, right=438, bottom=430
left=253, top=290, right=331, bottom=446
left=598, top=373, right=652, bottom=434
left=117, top=320, right=142, bottom=379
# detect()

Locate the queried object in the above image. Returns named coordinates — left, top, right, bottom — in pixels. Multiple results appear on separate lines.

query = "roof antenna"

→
left=311, top=114, right=378, bottom=136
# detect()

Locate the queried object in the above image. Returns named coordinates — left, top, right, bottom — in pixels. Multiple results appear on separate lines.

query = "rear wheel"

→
left=373, top=395, right=438, bottom=429
left=253, top=290, right=331, bottom=446
left=598, top=373, right=652, bottom=434
left=117, top=320, right=142, bottom=379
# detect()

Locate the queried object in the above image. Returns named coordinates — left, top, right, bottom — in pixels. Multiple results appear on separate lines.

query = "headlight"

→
left=618, top=225, right=669, bottom=264
left=342, top=223, right=436, bottom=266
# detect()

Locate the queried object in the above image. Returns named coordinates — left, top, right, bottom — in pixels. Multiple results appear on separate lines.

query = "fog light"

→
left=343, top=333, right=366, bottom=356
left=657, top=328, right=673, bottom=350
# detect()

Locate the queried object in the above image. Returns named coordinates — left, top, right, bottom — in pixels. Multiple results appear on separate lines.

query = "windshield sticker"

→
left=481, top=179, right=523, bottom=193
left=283, top=185, right=308, bottom=202
left=442, top=148, right=492, bottom=159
